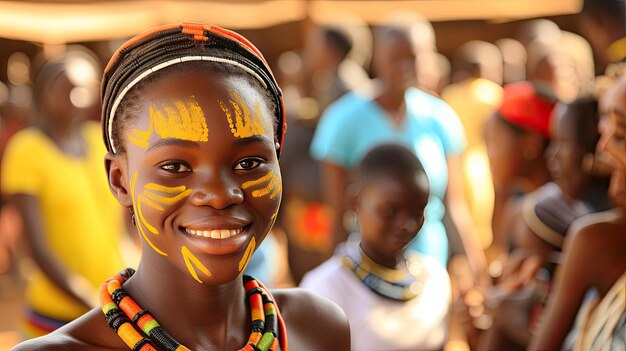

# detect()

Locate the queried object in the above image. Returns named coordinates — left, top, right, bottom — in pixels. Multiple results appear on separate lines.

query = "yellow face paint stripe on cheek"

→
left=143, top=188, right=193, bottom=205
left=242, top=171, right=274, bottom=189
left=139, top=195, right=164, bottom=211
left=181, top=245, right=212, bottom=284
left=128, top=96, right=209, bottom=149
left=251, top=175, right=279, bottom=198
left=269, top=179, right=282, bottom=200
left=137, top=197, right=158, bottom=234
left=238, top=236, right=256, bottom=272
left=218, top=89, right=265, bottom=139
left=144, top=183, right=188, bottom=194
left=130, top=172, right=167, bottom=256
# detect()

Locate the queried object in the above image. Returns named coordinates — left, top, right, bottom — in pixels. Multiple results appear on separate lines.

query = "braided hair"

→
left=101, top=23, right=285, bottom=155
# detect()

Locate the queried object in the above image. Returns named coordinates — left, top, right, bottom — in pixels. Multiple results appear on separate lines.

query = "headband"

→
left=101, top=23, right=286, bottom=155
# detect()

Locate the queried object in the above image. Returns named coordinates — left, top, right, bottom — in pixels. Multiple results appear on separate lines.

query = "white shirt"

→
left=300, top=253, right=451, bottom=351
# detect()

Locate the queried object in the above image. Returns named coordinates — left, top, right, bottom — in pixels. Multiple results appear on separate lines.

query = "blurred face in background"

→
left=545, top=103, right=588, bottom=198
left=372, top=29, right=417, bottom=93
left=485, top=114, right=526, bottom=190
left=598, top=75, right=626, bottom=207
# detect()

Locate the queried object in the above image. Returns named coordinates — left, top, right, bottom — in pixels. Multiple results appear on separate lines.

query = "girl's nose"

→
left=190, top=173, right=244, bottom=209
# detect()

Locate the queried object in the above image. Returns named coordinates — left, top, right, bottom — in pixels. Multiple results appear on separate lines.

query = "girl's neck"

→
left=123, top=259, right=249, bottom=349
left=360, top=243, right=403, bottom=270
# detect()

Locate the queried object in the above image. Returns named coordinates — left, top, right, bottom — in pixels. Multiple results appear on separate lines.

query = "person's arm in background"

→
left=10, top=194, right=97, bottom=308
left=1, top=133, right=97, bottom=309
left=527, top=217, right=603, bottom=350
left=446, top=155, right=488, bottom=281
left=428, top=95, right=488, bottom=280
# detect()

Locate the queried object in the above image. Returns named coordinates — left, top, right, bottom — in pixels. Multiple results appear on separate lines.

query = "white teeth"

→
left=185, top=227, right=244, bottom=239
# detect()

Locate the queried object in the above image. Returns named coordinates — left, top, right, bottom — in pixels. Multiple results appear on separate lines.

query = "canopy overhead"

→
left=0, top=0, right=582, bottom=44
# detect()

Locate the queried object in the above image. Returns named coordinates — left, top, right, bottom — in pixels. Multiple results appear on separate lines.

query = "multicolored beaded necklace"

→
left=99, top=268, right=288, bottom=351
left=341, top=242, right=426, bottom=301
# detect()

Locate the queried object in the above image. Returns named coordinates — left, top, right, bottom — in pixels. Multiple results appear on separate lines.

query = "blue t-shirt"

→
left=310, top=88, right=466, bottom=265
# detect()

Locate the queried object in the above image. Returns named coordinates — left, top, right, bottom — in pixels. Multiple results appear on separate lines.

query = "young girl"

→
left=12, top=22, right=350, bottom=351
left=301, top=144, right=451, bottom=351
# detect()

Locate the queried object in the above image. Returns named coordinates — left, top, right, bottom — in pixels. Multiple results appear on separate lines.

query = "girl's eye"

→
left=234, top=158, right=262, bottom=170
left=159, top=162, right=191, bottom=173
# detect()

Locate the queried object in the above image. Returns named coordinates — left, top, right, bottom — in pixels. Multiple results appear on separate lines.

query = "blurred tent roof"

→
left=0, top=0, right=582, bottom=44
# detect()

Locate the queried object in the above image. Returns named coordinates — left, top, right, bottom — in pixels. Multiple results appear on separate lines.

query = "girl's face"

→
left=356, top=172, right=429, bottom=263
left=545, top=104, right=587, bottom=197
left=112, top=69, right=281, bottom=285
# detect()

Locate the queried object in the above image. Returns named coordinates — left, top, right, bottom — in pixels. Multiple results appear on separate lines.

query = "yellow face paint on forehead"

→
left=128, top=96, right=209, bottom=148
left=218, top=89, right=265, bottom=138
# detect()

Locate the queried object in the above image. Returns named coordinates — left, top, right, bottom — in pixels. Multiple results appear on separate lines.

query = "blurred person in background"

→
left=0, top=53, right=35, bottom=285
left=301, top=144, right=451, bottom=351
left=0, top=80, right=34, bottom=282
left=442, top=40, right=504, bottom=259
left=485, top=81, right=556, bottom=260
left=494, top=38, right=527, bottom=85
left=477, top=96, right=612, bottom=351
left=0, top=48, right=127, bottom=338
left=579, top=0, right=626, bottom=67
left=279, top=18, right=374, bottom=283
left=529, top=66, right=626, bottom=351
left=311, top=12, right=487, bottom=284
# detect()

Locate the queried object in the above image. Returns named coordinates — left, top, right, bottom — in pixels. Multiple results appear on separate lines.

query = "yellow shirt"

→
left=442, top=78, right=503, bottom=248
left=1, top=122, right=126, bottom=320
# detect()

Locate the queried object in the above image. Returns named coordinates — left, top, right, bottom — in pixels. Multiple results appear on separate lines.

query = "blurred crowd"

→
left=0, top=0, right=625, bottom=350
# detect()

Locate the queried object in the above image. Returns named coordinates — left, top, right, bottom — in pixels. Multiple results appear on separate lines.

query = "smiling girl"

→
left=11, top=23, right=350, bottom=351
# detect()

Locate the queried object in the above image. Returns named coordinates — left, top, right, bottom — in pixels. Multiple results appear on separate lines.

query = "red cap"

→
left=498, top=81, right=556, bottom=139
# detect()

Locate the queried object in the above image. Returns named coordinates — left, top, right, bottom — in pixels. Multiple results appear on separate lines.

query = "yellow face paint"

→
left=242, top=170, right=282, bottom=199
left=181, top=246, right=212, bottom=284
left=128, top=96, right=209, bottom=148
left=131, top=172, right=195, bottom=256
left=218, top=89, right=265, bottom=138
left=130, top=172, right=167, bottom=256
left=238, top=237, right=257, bottom=272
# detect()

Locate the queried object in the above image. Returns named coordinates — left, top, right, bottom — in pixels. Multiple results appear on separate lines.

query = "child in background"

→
left=301, top=143, right=450, bottom=351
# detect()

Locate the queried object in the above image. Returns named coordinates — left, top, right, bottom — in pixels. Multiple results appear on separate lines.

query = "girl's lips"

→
left=178, top=224, right=253, bottom=256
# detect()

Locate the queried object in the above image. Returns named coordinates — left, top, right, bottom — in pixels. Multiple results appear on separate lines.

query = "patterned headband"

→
left=101, top=22, right=285, bottom=155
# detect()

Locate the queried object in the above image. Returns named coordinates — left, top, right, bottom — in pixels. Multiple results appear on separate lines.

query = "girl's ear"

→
left=105, top=152, right=133, bottom=208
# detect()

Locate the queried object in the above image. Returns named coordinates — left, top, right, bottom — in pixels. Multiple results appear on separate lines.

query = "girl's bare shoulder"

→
left=11, top=309, right=127, bottom=351
left=273, top=288, right=351, bottom=350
